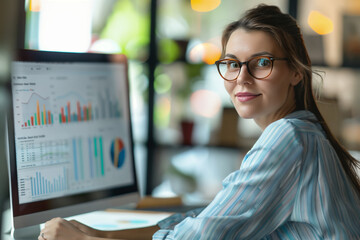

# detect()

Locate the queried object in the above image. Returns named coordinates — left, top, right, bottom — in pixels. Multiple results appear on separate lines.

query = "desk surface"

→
left=2, top=196, right=204, bottom=240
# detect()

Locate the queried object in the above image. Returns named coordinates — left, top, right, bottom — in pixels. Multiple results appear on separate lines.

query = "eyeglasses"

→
left=215, top=56, right=288, bottom=81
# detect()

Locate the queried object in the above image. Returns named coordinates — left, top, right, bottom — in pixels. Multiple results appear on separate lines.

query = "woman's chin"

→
left=235, top=108, right=256, bottom=119
left=238, top=112, right=254, bottom=119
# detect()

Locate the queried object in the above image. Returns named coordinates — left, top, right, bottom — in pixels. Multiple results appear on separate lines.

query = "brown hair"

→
left=221, top=4, right=360, bottom=195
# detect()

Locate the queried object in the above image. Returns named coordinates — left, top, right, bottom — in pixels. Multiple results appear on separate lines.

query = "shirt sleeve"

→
left=152, top=119, right=304, bottom=240
left=157, top=207, right=205, bottom=230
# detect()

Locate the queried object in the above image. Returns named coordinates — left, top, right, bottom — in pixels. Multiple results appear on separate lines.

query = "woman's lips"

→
left=235, top=92, right=261, bottom=102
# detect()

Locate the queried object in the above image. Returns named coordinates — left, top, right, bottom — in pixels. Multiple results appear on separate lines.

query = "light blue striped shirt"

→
left=153, top=110, right=360, bottom=239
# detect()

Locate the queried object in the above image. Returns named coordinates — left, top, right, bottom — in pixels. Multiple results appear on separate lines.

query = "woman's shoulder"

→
left=266, top=110, right=323, bottom=137
left=255, top=110, right=324, bottom=149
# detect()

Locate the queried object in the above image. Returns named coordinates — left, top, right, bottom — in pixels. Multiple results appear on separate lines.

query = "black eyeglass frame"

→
left=215, top=56, right=288, bottom=81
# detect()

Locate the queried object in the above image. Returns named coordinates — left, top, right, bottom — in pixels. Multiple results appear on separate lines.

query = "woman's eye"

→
left=228, top=61, right=240, bottom=69
left=257, top=58, right=271, bottom=67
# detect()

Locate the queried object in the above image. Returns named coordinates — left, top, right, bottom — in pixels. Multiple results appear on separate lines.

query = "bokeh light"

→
left=158, top=38, right=181, bottom=63
left=190, top=90, right=221, bottom=118
left=188, top=42, right=221, bottom=65
left=100, top=0, right=149, bottom=59
left=155, top=97, right=171, bottom=127
left=308, top=11, right=334, bottom=35
left=154, top=73, right=172, bottom=94
left=30, top=0, right=41, bottom=12
left=191, top=0, right=221, bottom=12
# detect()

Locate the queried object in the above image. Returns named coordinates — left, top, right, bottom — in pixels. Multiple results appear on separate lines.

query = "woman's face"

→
left=223, top=28, right=301, bottom=129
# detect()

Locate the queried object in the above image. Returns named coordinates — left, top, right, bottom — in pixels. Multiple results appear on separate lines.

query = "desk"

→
left=1, top=196, right=203, bottom=240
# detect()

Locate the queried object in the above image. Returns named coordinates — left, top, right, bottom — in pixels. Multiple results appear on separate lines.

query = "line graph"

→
left=19, top=92, right=54, bottom=128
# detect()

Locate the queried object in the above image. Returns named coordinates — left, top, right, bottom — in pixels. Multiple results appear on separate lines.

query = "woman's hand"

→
left=38, top=217, right=92, bottom=240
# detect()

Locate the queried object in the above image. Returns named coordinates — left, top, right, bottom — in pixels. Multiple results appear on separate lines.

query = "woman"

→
left=39, top=4, right=360, bottom=240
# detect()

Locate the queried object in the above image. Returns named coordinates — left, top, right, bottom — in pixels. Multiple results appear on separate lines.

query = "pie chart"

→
left=110, top=138, right=125, bottom=168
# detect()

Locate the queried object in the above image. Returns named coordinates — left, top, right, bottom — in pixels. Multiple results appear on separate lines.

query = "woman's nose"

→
left=236, top=65, right=253, bottom=85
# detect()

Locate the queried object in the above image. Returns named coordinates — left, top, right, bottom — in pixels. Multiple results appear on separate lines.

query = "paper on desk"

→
left=65, top=211, right=172, bottom=230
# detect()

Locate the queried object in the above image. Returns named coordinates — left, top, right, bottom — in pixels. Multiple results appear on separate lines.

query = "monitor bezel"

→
left=7, top=49, right=139, bottom=228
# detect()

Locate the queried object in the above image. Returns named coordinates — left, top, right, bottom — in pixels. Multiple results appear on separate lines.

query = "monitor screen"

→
left=6, top=50, right=139, bottom=233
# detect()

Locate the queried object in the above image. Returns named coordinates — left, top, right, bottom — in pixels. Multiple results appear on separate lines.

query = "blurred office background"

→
left=15, top=0, right=360, bottom=205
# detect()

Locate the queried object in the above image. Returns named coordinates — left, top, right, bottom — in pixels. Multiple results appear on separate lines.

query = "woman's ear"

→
left=290, top=71, right=303, bottom=86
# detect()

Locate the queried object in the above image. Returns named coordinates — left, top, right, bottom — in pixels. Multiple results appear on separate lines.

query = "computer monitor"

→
left=6, top=49, right=139, bottom=238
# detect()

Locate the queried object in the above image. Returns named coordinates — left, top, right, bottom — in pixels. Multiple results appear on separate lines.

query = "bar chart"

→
left=56, top=88, right=122, bottom=124
left=21, top=92, right=54, bottom=128
left=28, top=167, right=68, bottom=197
left=59, top=101, right=93, bottom=124
left=16, top=86, right=123, bottom=128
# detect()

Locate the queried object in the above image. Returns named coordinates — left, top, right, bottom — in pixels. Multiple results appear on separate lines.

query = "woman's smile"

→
left=235, top=92, right=262, bottom=102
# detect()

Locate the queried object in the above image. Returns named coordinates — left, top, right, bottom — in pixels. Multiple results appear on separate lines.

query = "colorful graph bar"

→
left=94, top=136, right=105, bottom=177
left=22, top=100, right=53, bottom=127
left=88, top=136, right=105, bottom=178
left=72, top=138, right=85, bottom=181
left=30, top=167, right=67, bottom=197
left=59, top=101, right=93, bottom=124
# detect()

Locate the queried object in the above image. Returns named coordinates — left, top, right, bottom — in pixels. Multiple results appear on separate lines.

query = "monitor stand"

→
left=2, top=208, right=40, bottom=240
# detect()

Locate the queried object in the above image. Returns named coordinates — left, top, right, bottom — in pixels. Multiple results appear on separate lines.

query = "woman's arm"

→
left=39, top=217, right=159, bottom=240
left=153, top=119, right=304, bottom=239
